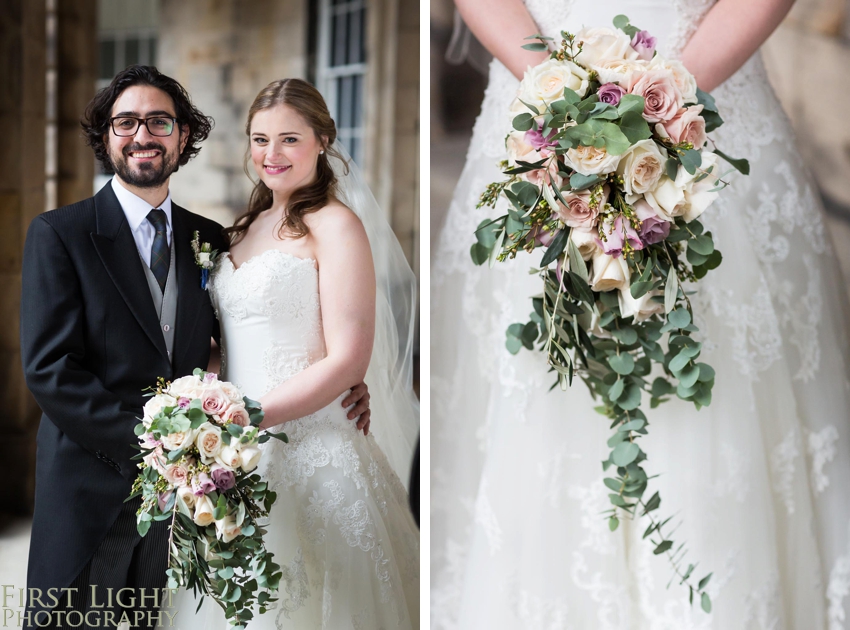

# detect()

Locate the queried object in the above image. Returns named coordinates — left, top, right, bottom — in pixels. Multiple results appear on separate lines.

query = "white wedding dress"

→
left=170, top=249, right=419, bottom=629
left=432, top=1, right=850, bottom=629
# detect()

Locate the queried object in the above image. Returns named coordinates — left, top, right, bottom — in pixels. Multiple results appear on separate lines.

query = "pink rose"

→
left=157, top=491, right=173, bottom=513
left=554, top=186, right=608, bottom=230
left=202, top=389, right=229, bottom=416
left=223, top=404, right=251, bottom=427
left=163, top=461, right=190, bottom=487
left=626, top=70, right=683, bottom=123
left=655, top=105, right=707, bottom=148
left=140, top=432, right=161, bottom=449
left=630, top=30, right=657, bottom=61
left=597, top=83, right=626, bottom=106
left=634, top=200, right=671, bottom=245
left=191, top=472, right=216, bottom=496
left=143, top=446, right=167, bottom=475
left=598, top=215, right=643, bottom=258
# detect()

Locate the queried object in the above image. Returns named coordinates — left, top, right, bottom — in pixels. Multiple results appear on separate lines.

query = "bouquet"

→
left=130, top=369, right=288, bottom=628
left=471, top=16, right=749, bottom=611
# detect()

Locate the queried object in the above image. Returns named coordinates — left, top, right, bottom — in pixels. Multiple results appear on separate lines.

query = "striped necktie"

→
left=146, top=209, right=170, bottom=293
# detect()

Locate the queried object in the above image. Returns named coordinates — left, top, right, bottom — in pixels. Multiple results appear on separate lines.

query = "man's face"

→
left=105, top=85, right=189, bottom=188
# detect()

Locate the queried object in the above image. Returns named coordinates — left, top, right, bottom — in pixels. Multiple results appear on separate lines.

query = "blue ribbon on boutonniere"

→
left=191, top=230, right=219, bottom=290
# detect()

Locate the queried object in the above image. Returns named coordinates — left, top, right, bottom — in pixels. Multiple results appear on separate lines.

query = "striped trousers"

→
left=24, top=497, right=172, bottom=630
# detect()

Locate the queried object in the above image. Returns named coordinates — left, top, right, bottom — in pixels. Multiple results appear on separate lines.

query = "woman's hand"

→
left=455, top=0, right=549, bottom=80
left=680, top=0, right=795, bottom=92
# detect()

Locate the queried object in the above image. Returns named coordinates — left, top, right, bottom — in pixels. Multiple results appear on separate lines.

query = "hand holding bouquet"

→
left=472, top=15, right=749, bottom=611
left=130, top=369, right=288, bottom=629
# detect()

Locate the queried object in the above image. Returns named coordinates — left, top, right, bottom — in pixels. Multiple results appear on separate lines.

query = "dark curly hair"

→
left=81, top=65, right=214, bottom=173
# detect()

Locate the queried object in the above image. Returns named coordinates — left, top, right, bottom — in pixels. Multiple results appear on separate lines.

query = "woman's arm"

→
left=454, top=0, right=549, bottom=79
left=207, top=338, right=221, bottom=375
left=680, top=0, right=795, bottom=92
left=258, top=205, right=376, bottom=428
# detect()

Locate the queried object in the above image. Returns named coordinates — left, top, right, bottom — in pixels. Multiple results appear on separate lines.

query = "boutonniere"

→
left=191, top=230, right=219, bottom=289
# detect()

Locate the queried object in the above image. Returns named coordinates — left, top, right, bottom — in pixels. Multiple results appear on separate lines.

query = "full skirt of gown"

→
left=431, top=1, right=850, bottom=628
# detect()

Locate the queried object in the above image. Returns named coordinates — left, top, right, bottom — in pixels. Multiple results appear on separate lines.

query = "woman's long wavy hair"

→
left=225, top=79, right=347, bottom=244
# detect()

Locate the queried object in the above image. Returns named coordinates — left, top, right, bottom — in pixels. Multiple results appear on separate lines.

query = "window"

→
left=315, top=0, right=368, bottom=166
left=97, top=33, right=158, bottom=89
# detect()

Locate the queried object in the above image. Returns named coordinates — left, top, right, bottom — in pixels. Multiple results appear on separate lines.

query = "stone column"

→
left=0, top=0, right=46, bottom=514
left=55, top=0, right=96, bottom=207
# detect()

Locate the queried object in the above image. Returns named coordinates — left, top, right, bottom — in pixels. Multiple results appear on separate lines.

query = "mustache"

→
left=122, top=142, right=166, bottom=156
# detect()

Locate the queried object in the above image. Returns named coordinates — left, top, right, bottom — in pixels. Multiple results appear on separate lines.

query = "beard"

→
left=108, top=141, right=179, bottom=188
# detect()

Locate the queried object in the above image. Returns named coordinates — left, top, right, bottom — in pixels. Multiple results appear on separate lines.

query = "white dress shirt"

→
left=111, top=177, right=173, bottom=268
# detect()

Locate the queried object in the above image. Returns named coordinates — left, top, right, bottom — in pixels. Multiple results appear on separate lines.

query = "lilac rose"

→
left=210, top=465, right=236, bottom=492
left=191, top=471, right=216, bottom=496
left=157, top=490, right=173, bottom=513
left=598, top=215, right=644, bottom=258
left=631, top=30, right=657, bottom=61
left=634, top=200, right=671, bottom=245
left=177, top=397, right=191, bottom=410
left=524, top=128, right=557, bottom=152
left=597, top=83, right=627, bottom=106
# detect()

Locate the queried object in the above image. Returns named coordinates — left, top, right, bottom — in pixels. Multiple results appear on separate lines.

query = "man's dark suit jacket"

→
left=20, top=181, right=228, bottom=596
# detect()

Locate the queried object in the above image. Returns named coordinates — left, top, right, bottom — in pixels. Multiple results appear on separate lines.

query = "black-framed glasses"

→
left=110, top=116, right=177, bottom=137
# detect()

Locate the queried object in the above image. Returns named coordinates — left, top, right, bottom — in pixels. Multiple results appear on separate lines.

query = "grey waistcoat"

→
left=141, top=243, right=178, bottom=363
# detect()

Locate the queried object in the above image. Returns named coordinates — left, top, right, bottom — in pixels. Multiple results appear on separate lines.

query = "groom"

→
left=19, top=65, right=371, bottom=629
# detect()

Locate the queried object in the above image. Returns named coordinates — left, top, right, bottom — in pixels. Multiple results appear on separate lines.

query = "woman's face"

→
left=249, top=103, right=325, bottom=201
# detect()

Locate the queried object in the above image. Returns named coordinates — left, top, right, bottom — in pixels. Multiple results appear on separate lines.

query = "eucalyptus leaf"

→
left=688, top=234, right=715, bottom=256
left=618, top=110, right=652, bottom=144
left=569, top=172, right=602, bottom=191
left=611, top=441, right=640, bottom=467
left=617, top=94, right=645, bottom=116
left=680, top=149, right=702, bottom=175
left=512, top=112, right=535, bottom=132
left=667, top=308, right=692, bottom=329
left=678, top=364, right=700, bottom=389
left=608, top=352, right=635, bottom=375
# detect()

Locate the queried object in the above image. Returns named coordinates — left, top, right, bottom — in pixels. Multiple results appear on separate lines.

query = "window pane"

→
left=353, top=74, right=363, bottom=127
left=337, top=75, right=352, bottom=129
left=349, top=8, right=363, bottom=65
left=332, top=11, right=348, bottom=67
left=99, top=39, right=115, bottom=79
left=125, top=38, right=140, bottom=67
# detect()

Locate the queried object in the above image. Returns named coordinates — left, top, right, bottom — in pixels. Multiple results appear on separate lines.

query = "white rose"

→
left=193, top=494, right=215, bottom=527
left=563, top=144, right=622, bottom=176
left=168, top=375, right=205, bottom=398
left=678, top=151, right=721, bottom=222
left=239, top=447, right=262, bottom=473
left=590, top=251, right=630, bottom=292
left=616, top=139, right=667, bottom=195
left=569, top=227, right=602, bottom=261
left=649, top=57, right=698, bottom=104
left=143, top=394, right=176, bottom=423
left=591, top=58, right=648, bottom=86
left=619, top=288, right=665, bottom=322
left=176, top=486, right=196, bottom=511
left=518, top=58, right=590, bottom=108
left=505, top=131, right=536, bottom=163
left=195, top=423, right=223, bottom=464
left=219, top=381, right=243, bottom=404
left=215, top=514, right=242, bottom=543
left=198, top=252, right=210, bottom=264
left=639, top=176, right=687, bottom=221
left=159, top=427, right=197, bottom=452
left=215, top=444, right=242, bottom=471
left=574, top=27, right=639, bottom=67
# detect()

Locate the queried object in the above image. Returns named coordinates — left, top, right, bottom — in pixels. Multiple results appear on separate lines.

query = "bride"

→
left=171, top=78, right=419, bottom=629
left=432, top=1, right=850, bottom=628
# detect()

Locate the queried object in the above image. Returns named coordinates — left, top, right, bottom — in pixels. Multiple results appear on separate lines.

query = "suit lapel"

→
left=90, top=182, right=169, bottom=360
left=172, top=204, right=207, bottom=369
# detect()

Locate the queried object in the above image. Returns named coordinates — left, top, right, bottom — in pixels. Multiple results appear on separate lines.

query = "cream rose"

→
left=193, top=494, right=215, bottom=527
left=569, top=227, right=603, bottom=261
left=574, top=27, right=638, bottom=67
left=616, top=139, right=667, bottom=195
left=215, top=444, right=242, bottom=471
left=215, top=514, right=242, bottom=543
left=176, top=486, right=196, bottom=511
left=655, top=105, right=707, bottom=149
left=219, top=381, right=243, bottom=404
left=679, top=152, right=721, bottom=222
left=639, top=176, right=687, bottom=221
left=563, top=145, right=622, bottom=176
left=239, top=447, right=262, bottom=473
left=649, top=57, right=698, bottom=104
left=518, top=58, right=590, bottom=107
left=143, top=394, right=177, bottom=424
left=590, top=251, right=630, bottom=292
left=159, top=427, right=197, bottom=452
left=591, top=58, right=648, bottom=86
left=168, top=375, right=205, bottom=398
left=619, top=288, right=665, bottom=322
left=195, top=423, right=223, bottom=463
left=142, top=446, right=167, bottom=475
left=223, top=403, right=251, bottom=428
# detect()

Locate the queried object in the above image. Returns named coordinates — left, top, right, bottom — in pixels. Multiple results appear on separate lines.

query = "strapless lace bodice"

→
left=209, top=249, right=324, bottom=400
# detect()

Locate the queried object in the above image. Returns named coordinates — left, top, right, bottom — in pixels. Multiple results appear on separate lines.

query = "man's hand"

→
left=342, top=382, right=371, bottom=435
